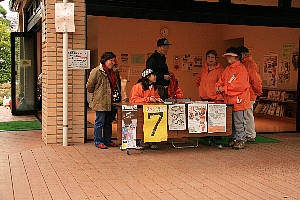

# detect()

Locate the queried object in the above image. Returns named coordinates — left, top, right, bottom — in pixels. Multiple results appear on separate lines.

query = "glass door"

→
left=11, top=32, right=37, bottom=115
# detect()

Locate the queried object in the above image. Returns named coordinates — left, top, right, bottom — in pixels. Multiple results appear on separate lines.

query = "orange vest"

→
left=196, top=63, right=224, bottom=100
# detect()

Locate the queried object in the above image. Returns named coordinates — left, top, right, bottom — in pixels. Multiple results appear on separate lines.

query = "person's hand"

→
left=155, top=98, right=164, bottom=103
left=164, top=75, right=171, bottom=80
left=149, top=96, right=156, bottom=103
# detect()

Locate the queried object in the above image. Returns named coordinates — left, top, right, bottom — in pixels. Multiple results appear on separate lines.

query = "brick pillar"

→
left=42, top=0, right=86, bottom=144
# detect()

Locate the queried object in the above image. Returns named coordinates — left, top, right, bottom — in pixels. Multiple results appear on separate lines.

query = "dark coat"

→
left=146, top=50, right=170, bottom=86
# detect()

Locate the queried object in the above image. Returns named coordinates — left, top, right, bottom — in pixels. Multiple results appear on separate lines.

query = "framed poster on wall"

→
left=263, top=54, right=278, bottom=88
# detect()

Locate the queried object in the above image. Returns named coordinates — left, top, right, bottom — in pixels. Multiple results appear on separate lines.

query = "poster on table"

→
left=263, top=54, right=278, bottom=88
left=121, top=105, right=137, bottom=149
left=168, top=104, right=186, bottom=130
left=207, top=104, right=226, bottom=133
left=188, top=104, right=207, bottom=133
left=143, top=105, right=168, bottom=142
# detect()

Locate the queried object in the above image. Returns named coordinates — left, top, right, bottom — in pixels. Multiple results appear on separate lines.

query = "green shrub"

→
left=0, top=100, right=3, bottom=106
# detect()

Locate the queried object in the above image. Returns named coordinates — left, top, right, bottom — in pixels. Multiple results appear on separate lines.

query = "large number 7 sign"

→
left=143, top=105, right=168, bottom=143
left=148, top=112, right=163, bottom=136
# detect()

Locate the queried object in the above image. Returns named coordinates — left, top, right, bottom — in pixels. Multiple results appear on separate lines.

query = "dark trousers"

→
left=157, top=85, right=169, bottom=101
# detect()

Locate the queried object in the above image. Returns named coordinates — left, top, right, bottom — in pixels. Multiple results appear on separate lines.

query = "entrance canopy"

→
left=86, top=0, right=300, bottom=28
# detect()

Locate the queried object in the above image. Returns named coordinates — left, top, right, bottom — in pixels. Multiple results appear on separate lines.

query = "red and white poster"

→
left=263, top=54, right=278, bottom=88
left=188, top=104, right=207, bottom=133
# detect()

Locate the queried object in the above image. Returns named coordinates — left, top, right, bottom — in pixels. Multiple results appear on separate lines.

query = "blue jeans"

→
left=94, top=107, right=114, bottom=146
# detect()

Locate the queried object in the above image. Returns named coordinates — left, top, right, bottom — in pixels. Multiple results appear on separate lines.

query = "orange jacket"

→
left=241, top=56, right=262, bottom=101
left=168, top=71, right=183, bottom=99
left=129, top=82, right=161, bottom=103
left=215, top=60, right=250, bottom=111
left=195, top=63, right=224, bottom=100
left=169, top=87, right=183, bottom=99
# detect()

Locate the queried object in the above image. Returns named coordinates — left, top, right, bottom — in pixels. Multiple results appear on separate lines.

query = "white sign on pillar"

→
left=55, top=3, right=75, bottom=32
left=68, top=50, right=90, bottom=69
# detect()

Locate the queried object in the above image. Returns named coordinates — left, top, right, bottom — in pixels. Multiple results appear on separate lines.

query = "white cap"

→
left=222, top=52, right=238, bottom=57
left=141, top=69, right=154, bottom=77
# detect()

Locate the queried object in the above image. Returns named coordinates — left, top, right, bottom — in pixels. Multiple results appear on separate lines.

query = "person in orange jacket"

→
left=129, top=68, right=164, bottom=103
left=129, top=68, right=164, bottom=150
left=215, top=47, right=250, bottom=150
left=168, top=71, right=183, bottom=99
left=196, top=50, right=224, bottom=102
left=238, top=46, right=262, bottom=142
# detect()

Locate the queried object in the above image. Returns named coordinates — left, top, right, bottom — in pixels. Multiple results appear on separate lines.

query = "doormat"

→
left=192, top=135, right=280, bottom=146
left=0, top=120, right=42, bottom=131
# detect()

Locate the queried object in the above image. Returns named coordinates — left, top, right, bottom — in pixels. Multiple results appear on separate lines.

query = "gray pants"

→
left=245, top=101, right=256, bottom=139
left=231, top=110, right=247, bottom=142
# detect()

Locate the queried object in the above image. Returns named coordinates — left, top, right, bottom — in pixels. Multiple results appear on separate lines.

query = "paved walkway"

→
left=0, top=106, right=300, bottom=200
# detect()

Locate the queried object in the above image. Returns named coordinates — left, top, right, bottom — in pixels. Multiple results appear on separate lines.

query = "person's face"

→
left=104, top=58, right=116, bottom=69
left=226, top=56, right=239, bottom=65
left=147, top=74, right=157, bottom=84
left=206, top=54, right=216, bottom=66
left=241, top=52, right=247, bottom=60
left=157, top=45, right=170, bottom=55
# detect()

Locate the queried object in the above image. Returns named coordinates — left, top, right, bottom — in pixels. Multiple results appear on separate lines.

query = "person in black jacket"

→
left=146, top=38, right=172, bottom=100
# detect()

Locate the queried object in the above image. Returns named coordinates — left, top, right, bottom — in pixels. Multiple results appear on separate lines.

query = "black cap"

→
left=237, top=46, right=249, bottom=53
left=157, top=38, right=172, bottom=46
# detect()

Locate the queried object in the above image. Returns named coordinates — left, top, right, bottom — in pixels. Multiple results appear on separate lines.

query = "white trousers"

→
left=244, top=101, right=256, bottom=138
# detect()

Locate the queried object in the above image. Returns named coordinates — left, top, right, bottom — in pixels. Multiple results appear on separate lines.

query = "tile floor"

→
left=1, top=106, right=300, bottom=200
